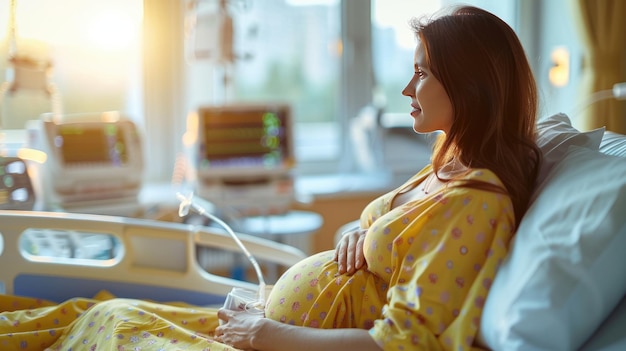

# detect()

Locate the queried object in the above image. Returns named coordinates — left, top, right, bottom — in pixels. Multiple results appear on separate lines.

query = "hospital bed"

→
left=0, top=210, right=307, bottom=306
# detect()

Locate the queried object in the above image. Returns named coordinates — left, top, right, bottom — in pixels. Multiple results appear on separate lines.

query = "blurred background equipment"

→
left=0, top=0, right=63, bottom=131
left=184, top=0, right=254, bottom=102
left=0, top=156, right=35, bottom=210
left=183, top=103, right=295, bottom=218
left=25, top=111, right=144, bottom=216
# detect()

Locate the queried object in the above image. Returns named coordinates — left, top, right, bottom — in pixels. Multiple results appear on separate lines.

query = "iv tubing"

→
left=176, top=192, right=267, bottom=305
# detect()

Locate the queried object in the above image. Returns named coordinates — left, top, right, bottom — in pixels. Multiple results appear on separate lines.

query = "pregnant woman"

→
left=0, top=4, right=540, bottom=351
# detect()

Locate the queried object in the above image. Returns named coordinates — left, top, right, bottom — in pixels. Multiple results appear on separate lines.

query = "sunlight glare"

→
left=88, top=11, right=138, bottom=50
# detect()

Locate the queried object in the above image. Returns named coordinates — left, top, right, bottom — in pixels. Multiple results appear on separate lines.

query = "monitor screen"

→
left=54, top=123, right=128, bottom=166
left=197, top=104, right=292, bottom=172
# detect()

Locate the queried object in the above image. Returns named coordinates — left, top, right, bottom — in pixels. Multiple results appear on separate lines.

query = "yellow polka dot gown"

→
left=265, top=165, right=515, bottom=351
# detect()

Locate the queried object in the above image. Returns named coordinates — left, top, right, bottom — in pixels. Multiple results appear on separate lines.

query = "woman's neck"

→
left=435, top=159, right=469, bottom=179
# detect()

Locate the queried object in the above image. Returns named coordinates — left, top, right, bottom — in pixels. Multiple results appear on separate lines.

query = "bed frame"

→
left=0, top=210, right=307, bottom=306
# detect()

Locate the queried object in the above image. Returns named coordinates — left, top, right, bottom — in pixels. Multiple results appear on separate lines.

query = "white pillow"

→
left=479, top=146, right=626, bottom=351
left=535, top=113, right=605, bottom=185
left=600, top=131, right=626, bottom=158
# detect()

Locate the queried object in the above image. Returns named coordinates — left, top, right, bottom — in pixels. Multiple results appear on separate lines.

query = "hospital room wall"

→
left=523, top=0, right=587, bottom=126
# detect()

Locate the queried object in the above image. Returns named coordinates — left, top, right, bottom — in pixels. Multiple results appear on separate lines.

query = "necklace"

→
left=422, top=161, right=471, bottom=194
left=421, top=173, right=436, bottom=194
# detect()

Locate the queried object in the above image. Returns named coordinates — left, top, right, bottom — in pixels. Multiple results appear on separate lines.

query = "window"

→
left=372, top=0, right=443, bottom=116
left=235, top=1, right=342, bottom=165
left=372, top=0, right=520, bottom=116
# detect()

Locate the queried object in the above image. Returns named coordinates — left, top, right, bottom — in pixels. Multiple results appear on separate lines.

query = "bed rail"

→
left=0, top=210, right=307, bottom=306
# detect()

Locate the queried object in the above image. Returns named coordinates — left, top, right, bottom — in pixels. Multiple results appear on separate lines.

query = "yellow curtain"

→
left=574, top=0, right=626, bottom=133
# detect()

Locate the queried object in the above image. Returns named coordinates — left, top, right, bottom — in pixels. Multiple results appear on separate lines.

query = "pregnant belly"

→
left=265, top=250, right=388, bottom=329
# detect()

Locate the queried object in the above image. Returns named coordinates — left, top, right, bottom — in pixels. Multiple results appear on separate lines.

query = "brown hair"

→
left=411, top=6, right=541, bottom=227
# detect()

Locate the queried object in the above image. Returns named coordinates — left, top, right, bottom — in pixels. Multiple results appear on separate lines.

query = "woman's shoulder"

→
left=461, top=168, right=504, bottom=186
left=445, top=168, right=511, bottom=204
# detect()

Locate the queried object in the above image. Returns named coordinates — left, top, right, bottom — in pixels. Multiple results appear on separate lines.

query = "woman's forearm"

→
left=253, top=318, right=382, bottom=351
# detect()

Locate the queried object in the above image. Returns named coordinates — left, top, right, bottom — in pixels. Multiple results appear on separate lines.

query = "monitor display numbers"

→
left=54, top=124, right=128, bottom=166
left=200, top=108, right=289, bottom=170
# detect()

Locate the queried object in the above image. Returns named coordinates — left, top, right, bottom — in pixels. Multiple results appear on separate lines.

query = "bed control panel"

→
left=0, top=156, right=35, bottom=210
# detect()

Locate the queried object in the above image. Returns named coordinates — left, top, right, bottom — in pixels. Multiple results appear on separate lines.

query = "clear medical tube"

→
left=573, top=82, right=626, bottom=117
left=176, top=192, right=267, bottom=306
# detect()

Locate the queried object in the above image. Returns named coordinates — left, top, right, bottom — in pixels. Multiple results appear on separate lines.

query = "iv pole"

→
left=186, top=0, right=253, bottom=103
left=0, top=0, right=63, bottom=129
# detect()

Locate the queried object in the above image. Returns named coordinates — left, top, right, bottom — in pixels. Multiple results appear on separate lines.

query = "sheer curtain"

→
left=574, top=0, right=626, bottom=134
left=142, top=0, right=186, bottom=182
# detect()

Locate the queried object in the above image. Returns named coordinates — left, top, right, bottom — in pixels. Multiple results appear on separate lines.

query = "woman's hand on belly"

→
left=333, top=227, right=368, bottom=275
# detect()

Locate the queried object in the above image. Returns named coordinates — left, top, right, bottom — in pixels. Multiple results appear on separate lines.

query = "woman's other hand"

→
left=333, top=226, right=368, bottom=275
left=215, top=307, right=266, bottom=350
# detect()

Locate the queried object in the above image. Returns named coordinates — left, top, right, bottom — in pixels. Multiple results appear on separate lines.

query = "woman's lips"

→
left=410, top=105, right=422, bottom=116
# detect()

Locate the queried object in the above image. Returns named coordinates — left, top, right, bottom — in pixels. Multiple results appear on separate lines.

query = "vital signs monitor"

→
left=185, top=103, right=295, bottom=216
left=26, top=113, right=144, bottom=213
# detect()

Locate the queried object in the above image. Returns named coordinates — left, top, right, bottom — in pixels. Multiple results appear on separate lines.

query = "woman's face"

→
left=402, top=39, right=453, bottom=135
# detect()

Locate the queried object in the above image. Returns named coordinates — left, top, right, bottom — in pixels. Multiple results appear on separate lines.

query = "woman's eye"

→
left=416, top=69, right=426, bottom=79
